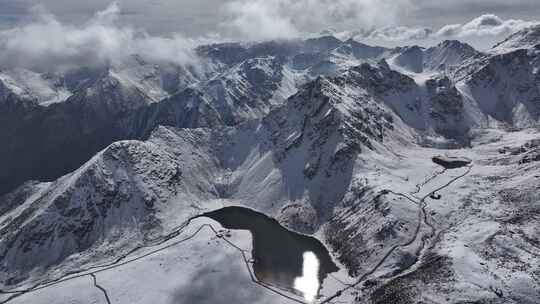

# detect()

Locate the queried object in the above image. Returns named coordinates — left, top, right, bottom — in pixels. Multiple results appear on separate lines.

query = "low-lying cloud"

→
left=366, top=26, right=433, bottom=41
left=221, top=0, right=412, bottom=41
left=353, top=14, right=539, bottom=44
left=218, top=0, right=540, bottom=45
left=0, top=2, right=199, bottom=72
left=217, top=0, right=539, bottom=49
left=1, top=2, right=539, bottom=67
left=436, top=14, right=539, bottom=38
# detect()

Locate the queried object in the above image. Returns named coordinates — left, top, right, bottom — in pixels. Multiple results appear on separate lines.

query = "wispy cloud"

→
left=344, top=14, right=540, bottom=46
left=366, top=26, right=433, bottom=41
left=436, top=14, right=539, bottom=38
left=1, top=1, right=539, bottom=67
left=221, top=0, right=412, bottom=41
left=217, top=0, right=539, bottom=48
left=0, top=2, right=199, bottom=72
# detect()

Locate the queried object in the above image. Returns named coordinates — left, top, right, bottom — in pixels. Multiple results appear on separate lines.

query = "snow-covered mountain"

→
left=1, top=28, right=540, bottom=304
left=0, top=69, right=69, bottom=106
left=387, top=40, right=482, bottom=74
left=452, top=26, right=540, bottom=129
left=193, top=56, right=300, bottom=124
left=0, top=36, right=389, bottom=195
left=0, top=68, right=404, bottom=286
left=492, top=24, right=540, bottom=52
left=0, top=66, right=163, bottom=195
left=424, top=40, right=482, bottom=72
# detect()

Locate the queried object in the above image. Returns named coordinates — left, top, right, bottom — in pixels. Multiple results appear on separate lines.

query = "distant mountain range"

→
left=1, top=26, right=540, bottom=304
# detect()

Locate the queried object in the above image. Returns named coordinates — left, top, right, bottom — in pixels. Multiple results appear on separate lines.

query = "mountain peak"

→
left=390, top=45, right=425, bottom=73
left=424, top=39, right=481, bottom=71
left=333, top=38, right=388, bottom=60
left=492, top=24, right=540, bottom=52
left=438, top=39, right=475, bottom=50
left=304, top=35, right=343, bottom=53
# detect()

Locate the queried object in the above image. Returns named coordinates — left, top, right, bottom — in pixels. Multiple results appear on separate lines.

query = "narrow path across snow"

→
left=90, top=274, right=111, bottom=304
left=0, top=165, right=473, bottom=304
left=319, top=164, right=473, bottom=304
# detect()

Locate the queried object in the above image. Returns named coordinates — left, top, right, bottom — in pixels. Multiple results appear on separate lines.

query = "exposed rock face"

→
left=0, top=72, right=156, bottom=195
left=195, top=56, right=297, bottom=124
left=458, top=49, right=540, bottom=127
left=0, top=55, right=293, bottom=195
left=498, top=138, right=540, bottom=164
left=492, top=24, right=540, bottom=52
left=424, top=40, right=481, bottom=72
left=2, top=30, right=540, bottom=304
left=392, top=46, right=425, bottom=73
left=333, top=38, right=388, bottom=60
left=0, top=127, right=220, bottom=284
left=342, top=62, right=473, bottom=145
left=426, top=76, right=469, bottom=140
left=387, top=40, right=482, bottom=75
left=1, top=35, right=491, bottom=195
left=0, top=65, right=404, bottom=285
left=324, top=176, right=421, bottom=277
left=369, top=252, right=456, bottom=304
left=350, top=61, right=417, bottom=96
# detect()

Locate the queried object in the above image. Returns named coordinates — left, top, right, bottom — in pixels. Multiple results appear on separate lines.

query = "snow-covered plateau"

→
left=1, top=25, right=540, bottom=304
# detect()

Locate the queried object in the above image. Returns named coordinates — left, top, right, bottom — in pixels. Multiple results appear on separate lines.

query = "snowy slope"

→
left=0, top=54, right=292, bottom=195
left=492, top=24, right=540, bottom=53
left=3, top=97, right=540, bottom=304
left=0, top=126, right=221, bottom=287
left=0, top=67, right=165, bottom=195
left=387, top=40, right=482, bottom=75
left=451, top=26, right=540, bottom=129
left=424, top=40, right=482, bottom=72
left=1, top=30, right=540, bottom=304
left=0, top=65, right=409, bottom=289
left=389, top=46, right=425, bottom=74
left=341, top=61, right=473, bottom=146
left=0, top=69, right=69, bottom=106
left=198, top=56, right=300, bottom=124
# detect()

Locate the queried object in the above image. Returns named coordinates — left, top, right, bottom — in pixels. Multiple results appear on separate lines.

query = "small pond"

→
left=199, top=206, right=339, bottom=302
left=432, top=155, right=471, bottom=169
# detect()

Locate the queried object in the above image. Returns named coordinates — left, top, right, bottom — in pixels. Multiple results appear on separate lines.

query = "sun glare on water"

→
left=294, top=251, right=320, bottom=302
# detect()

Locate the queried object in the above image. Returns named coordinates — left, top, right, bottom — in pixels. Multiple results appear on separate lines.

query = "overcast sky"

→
left=1, top=1, right=539, bottom=34
left=0, top=0, right=539, bottom=68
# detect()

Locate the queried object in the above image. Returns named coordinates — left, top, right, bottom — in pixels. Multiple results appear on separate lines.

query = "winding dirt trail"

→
left=0, top=165, right=473, bottom=304
left=319, top=164, right=472, bottom=304
left=0, top=221, right=309, bottom=304
left=90, top=274, right=111, bottom=304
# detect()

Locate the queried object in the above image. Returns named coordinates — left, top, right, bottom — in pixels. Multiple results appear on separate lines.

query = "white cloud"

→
left=219, top=1, right=539, bottom=46
left=221, top=0, right=412, bottom=41
left=0, top=2, right=199, bottom=72
left=345, top=14, right=539, bottom=46
left=436, top=14, right=539, bottom=38
left=365, top=26, right=433, bottom=41
left=1, top=2, right=539, bottom=66
left=222, top=0, right=299, bottom=40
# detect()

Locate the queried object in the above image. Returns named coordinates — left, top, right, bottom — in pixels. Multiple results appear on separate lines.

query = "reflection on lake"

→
left=294, top=251, right=320, bottom=302
left=200, top=207, right=338, bottom=301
